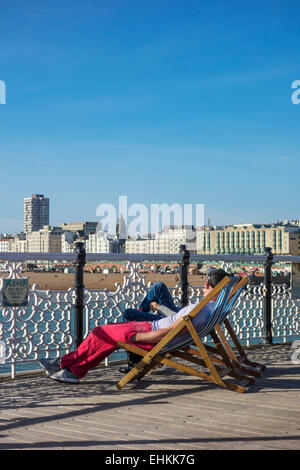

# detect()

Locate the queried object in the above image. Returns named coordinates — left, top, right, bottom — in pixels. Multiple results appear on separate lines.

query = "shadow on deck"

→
left=0, top=344, right=299, bottom=450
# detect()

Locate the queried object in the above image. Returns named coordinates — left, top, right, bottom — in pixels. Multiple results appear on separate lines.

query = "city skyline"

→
left=0, top=1, right=299, bottom=234
left=0, top=191, right=299, bottom=237
left=2, top=213, right=299, bottom=256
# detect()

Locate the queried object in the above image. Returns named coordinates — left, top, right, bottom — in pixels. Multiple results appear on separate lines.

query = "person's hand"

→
left=150, top=301, right=160, bottom=312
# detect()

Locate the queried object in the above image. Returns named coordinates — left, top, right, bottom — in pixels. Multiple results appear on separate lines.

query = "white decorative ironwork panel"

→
left=1, top=254, right=299, bottom=378
left=228, top=284, right=265, bottom=346
left=272, top=284, right=300, bottom=342
left=0, top=261, right=75, bottom=374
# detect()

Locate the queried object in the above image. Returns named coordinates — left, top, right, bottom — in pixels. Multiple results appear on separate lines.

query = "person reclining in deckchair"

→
left=120, top=269, right=221, bottom=372
left=39, top=269, right=228, bottom=384
left=123, top=268, right=223, bottom=323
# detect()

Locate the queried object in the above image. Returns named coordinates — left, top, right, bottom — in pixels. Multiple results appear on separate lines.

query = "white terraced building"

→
left=196, top=223, right=300, bottom=255
left=0, top=238, right=13, bottom=252
left=26, top=226, right=62, bottom=252
left=86, top=232, right=114, bottom=253
left=125, top=227, right=192, bottom=254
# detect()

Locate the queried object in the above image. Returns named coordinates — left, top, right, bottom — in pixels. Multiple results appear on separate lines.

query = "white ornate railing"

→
left=0, top=252, right=299, bottom=378
left=272, top=284, right=300, bottom=342
left=0, top=258, right=76, bottom=378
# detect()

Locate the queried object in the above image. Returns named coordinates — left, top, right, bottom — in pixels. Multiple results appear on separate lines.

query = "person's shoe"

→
left=119, top=364, right=133, bottom=374
left=119, top=352, right=140, bottom=374
left=39, top=357, right=61, bottom=375
left=48, top=368, right=80, bottom=384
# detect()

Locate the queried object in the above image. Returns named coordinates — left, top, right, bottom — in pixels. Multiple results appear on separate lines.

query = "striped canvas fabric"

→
left=161, top=277, right=246, bottom=353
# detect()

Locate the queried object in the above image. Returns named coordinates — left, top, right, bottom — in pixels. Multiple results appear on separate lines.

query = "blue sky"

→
left=0, top=0, right=299, bottom=234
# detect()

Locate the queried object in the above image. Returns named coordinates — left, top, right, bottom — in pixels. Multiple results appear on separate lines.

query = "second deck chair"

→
left=186, top=276, right=266, bottom=381
left=116, top=275, right=264, bottom=393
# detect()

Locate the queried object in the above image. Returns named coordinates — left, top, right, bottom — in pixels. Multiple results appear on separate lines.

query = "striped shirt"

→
left=151, top=301, right=215, bottom=331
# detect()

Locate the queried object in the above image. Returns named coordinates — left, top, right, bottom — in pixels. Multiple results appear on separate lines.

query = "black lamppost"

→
left=263, top=247, right=273, bottom=345
left=179, top=244, right=190, bottom=307
left=74, top=241, right=86, bottom=348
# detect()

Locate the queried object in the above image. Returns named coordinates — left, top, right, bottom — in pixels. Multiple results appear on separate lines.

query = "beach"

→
left=3, top=272, right=208, bottom=291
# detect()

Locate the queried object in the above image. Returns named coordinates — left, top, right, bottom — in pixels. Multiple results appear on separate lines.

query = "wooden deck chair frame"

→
left=116, top=275, right=264, bottom=393
left=195, top=275, right=266, bottom=381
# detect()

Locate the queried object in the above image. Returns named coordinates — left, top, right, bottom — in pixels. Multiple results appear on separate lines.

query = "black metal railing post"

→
left=179, top=244, right=190, bottom=307
left=74, top=241, right=86, bottom=349
left=263, top=246, right=273, bottom=345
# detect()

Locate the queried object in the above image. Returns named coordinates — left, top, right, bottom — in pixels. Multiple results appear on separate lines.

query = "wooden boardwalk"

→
left=0, top=344, right=299, bottom=450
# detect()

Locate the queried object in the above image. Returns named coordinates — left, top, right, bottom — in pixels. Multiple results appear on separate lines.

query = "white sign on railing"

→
left=2, top=279, right=29, bottom=307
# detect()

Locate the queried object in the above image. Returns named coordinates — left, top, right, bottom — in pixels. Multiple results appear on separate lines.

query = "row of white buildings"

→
left=0, top=226, right=192, bottom=254
left=1, top=221, right=300, bottom=256
left=2, top=194, right=297, bottom=255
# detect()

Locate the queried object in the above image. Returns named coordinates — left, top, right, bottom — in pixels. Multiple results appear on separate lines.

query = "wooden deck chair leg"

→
left=157, top=352, right=248, bottom=393
left=172, top=349, right=255, bottom=386
left=223, top=319, right=266, bottom=374
left=208, top=324, right=264, bottom=380
left=116, top=343, right=155, bottom=389
left=183, top=317, right=250, bottom=393
left=117, top=345, right=174, bottom=389
left=133, top=357, right=166, bottom=381
left=214, top=325, right=240, bottom=365
left=208, top=328, right=255, bottom=385
left=193, top=332, right=260, bottom=380
left=211, top=325, right=262, bottom=377
left=210, top=328, right=234, bottom=368
left=185, top=345, right=228, bottom=368
left=160, top=355, right=247, bottom=392
left=135, top=353, right=171, bottom=380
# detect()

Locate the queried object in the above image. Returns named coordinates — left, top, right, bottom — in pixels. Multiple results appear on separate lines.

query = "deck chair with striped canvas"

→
left=116, top=275, right=264, bottom=393
left=189, top=275, right=266, bottom=382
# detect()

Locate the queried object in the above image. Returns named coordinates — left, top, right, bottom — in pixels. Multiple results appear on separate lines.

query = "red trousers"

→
left=60, top=321, right=154, bottom=379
